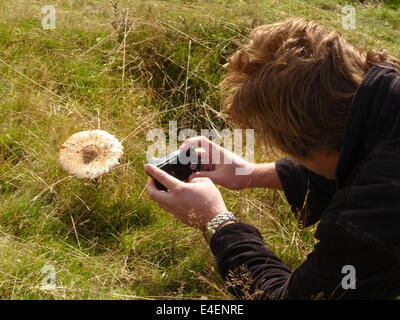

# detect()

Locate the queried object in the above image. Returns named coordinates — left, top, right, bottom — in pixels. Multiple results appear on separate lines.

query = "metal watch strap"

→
left=203, top=211, right=237, bottom=244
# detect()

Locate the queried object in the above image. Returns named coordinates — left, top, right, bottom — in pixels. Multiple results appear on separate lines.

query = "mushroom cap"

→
left=59, top=130, right=124, bottom=179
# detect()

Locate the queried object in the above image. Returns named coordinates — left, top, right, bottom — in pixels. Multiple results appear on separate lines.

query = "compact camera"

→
left=147, top=147, right=202, bottom=191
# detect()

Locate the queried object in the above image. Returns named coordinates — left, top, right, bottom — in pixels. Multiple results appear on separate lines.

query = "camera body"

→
left=148, top=147, right=201, bottom=191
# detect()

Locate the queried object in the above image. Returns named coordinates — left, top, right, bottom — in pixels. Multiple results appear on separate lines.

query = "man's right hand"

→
left=179, top=136, right=282, bottom=190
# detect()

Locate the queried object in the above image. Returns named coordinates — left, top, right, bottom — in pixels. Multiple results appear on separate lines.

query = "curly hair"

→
left=221, top=17, right=400, bottom=158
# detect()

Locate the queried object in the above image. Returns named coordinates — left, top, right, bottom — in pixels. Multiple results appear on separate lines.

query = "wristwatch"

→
left=202, top=211, right=237, bottom=244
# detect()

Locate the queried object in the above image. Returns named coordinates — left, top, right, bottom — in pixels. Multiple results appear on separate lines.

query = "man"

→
left=144, top=18, right=400, bottom=299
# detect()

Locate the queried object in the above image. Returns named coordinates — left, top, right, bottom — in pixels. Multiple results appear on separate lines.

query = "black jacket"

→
left=210, top=65, right=400, bottom=300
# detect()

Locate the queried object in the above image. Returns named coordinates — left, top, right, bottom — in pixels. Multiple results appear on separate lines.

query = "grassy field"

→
left=0, top=0, right=399, bottom=300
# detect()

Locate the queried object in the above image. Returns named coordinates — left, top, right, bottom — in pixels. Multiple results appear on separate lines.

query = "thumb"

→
left=189, top=170, right=218, bottom=181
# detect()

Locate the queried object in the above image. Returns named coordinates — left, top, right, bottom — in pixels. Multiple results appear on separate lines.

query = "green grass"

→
left=0, top=0, right=399, bottom=300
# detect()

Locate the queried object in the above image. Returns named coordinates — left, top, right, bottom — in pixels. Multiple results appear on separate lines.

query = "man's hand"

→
left=179, top=136, right=256, bottom=190
left=180, top=136, right=282, bottom=190
left=144, top=163, right=227, bottom=228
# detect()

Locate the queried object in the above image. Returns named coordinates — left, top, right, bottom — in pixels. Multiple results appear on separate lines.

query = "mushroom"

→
left=59, top=130, right=124, bottom=179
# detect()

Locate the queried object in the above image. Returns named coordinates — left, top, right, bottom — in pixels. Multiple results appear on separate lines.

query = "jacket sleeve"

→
left=210, top=221, right=399, bottom=300
left=275, top=157, right=338, bottom=227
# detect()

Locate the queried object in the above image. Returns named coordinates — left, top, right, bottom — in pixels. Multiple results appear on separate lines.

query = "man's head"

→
left=222, top=18, right=400, bottom=177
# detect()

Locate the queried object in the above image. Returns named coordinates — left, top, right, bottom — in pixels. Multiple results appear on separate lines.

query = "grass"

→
left=0, top=0, right=399, bottom=300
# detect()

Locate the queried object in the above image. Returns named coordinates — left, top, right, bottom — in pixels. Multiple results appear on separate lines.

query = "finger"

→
left=189, top=170, right=217, bottom=181
left=179, top=146, right=209, bottom=163
left=146, top=179, right=171, bottom=203
left=147, top=180, right=179, bottom=216
left=188, top=176, right=213, bottom=184
left=179, top=136, right=220, bottom=154
left=180, top=136, right=224, bottom=165
left=195, top=149, right=215, bottom=169
left=195, top=148, right=213, bottom=160
left=144, top=164, right=183, bottom=191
